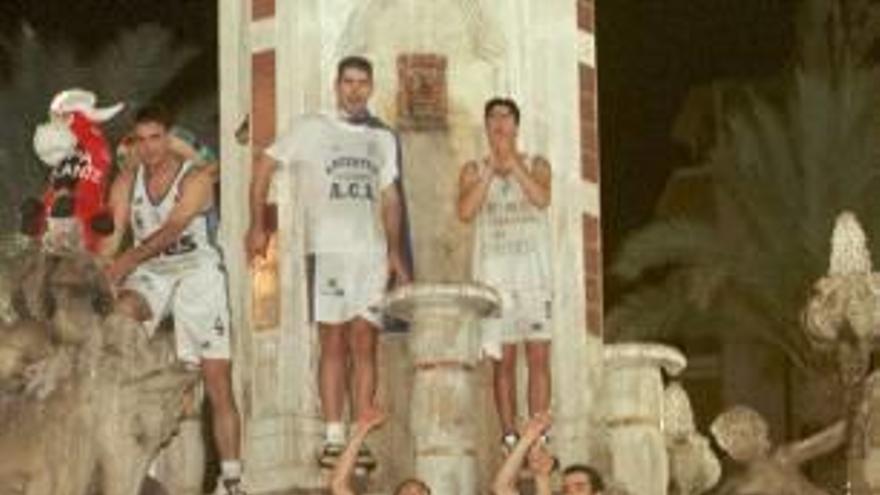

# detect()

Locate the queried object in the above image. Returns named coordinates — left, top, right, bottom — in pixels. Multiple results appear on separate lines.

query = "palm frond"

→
left=610, top=59, right=880, bottom=371
left=611, top=219, right=728, bottom=282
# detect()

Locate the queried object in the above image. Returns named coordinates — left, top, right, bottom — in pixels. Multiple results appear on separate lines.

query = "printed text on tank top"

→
left=472, top=154, right=552, bottom=290
left=478, top=156, right=547, bottom=256
left=131, top=160, right=218, bottom=273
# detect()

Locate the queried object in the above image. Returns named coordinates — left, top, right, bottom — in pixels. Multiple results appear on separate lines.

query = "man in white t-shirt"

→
left=457, top=97, right=553, bottom=458
left=246, top=56, right=410, bottom=469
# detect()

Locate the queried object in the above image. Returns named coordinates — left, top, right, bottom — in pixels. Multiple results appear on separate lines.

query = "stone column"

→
left=603, top=343, right=686, bottom=495
left=385, top=283, right=500, bottom=495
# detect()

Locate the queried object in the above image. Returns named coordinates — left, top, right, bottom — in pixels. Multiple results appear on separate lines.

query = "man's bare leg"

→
left=494, top=344, right=519, bottom=442
left=202, top=358, right=244, bottom=493
left=319, top=323, right=349, bottom=425
left=348, top=317, right=378, bottom=420
left=525, top=341, right=551, bottom=416
left=203, top=359, right=241, bottom=459
left=319, top=322, right=350, bottom=468
left=347, top=317, right=379, bottom=469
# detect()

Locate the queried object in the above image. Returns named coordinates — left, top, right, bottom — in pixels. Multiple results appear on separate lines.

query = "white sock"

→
left=220, top=460, right=242, bottom=481
left=325, top=422, right=347, bottom=445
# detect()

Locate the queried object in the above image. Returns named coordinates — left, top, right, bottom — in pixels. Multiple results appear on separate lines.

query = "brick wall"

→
left=251, top=50, right=276, bottom=149
left=577, top=0, right=603, bottom=335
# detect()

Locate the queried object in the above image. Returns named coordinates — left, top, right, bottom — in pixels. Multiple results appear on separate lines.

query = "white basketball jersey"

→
left=130, top=160, right=219, bottom=273
left=473, top=157, right=552, bottom=290
left=265, top=113, right=398, bottom=254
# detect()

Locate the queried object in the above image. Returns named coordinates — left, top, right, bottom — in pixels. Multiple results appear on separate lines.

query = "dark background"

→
left=1, top=0, right=798, bottom=275
left=596, top=0, right=796, bottom=265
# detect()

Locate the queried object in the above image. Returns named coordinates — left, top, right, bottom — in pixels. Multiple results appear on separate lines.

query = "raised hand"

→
left=528, top=444, right=556, bottom=477
left=520, top=411, right=552, bottom=442
left=355, top=406, right=387, bottom=434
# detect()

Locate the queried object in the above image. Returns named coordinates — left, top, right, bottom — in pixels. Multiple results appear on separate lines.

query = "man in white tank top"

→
left=458, top=98, right=554, bottom=459
left=246, top=56, right=410, bottom=470
left=103, top=105, right=246, bottom=495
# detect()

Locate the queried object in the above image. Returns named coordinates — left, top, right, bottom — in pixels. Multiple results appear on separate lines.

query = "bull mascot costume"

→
left=25, top=89, right=123, bottom=252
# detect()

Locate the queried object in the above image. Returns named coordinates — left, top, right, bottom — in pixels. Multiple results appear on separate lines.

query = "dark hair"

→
left=484, top=97, right=520, bottom=125
left=133, top=104, right=174, bottom=130
left=563, top=464, right=605, bottom=492
left=393, top=478, right=431, bottom=495
left=337, top=55, right=373, bottom=81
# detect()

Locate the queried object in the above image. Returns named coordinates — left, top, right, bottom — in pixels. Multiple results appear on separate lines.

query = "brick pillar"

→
left=251, top=0, right=276, bottom=149
left=251, top=51, right=276, bottom=147
left=577, top=0, right=603, bottom=336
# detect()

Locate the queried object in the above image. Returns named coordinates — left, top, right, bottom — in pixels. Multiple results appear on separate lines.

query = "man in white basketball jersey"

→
left=246, top=56, right=410, bottom=469
left=457, top=98, right=553, bottom=458
left=104, top=105, right=246, bottom=495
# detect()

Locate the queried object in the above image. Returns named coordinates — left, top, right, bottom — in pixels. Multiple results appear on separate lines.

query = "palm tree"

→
left=608, top=63, right=880, bottom=367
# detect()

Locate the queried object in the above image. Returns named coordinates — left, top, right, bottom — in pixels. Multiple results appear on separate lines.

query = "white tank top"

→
left=130, top=160, right=219, bottom=273
left=472, top=157, right=552, bottom=290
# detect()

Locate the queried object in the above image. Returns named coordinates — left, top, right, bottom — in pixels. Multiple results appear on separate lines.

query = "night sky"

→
left=1, top=0, right=797, bottom=270
left=597, top=0, right=796, bottom=261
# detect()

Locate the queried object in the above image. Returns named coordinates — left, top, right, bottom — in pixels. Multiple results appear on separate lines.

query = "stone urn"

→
left=603, top=343, right=686, bottom=495
left=385, top=282, right=500, bottom=495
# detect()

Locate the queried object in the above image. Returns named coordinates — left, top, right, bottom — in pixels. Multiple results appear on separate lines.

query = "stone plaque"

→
left=397, top=53, right=448, bottom=130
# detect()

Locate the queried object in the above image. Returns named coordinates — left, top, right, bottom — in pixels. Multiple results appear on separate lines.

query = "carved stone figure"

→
left=663, top=382, right=720, bottom=495
left=860, top=371, right=880, bottom=490
left=0, top=250, right=196, bottom=495
left=710, top=405, right=845, bottom=495
left=803, top=211, right=880, bottom=493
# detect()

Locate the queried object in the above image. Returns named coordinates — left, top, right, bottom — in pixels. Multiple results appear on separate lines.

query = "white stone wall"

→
left=219, top=0, right=603, bottom=491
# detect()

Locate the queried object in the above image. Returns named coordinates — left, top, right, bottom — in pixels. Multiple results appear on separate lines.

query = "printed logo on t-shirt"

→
left=325, top=155, right=379, bottom=202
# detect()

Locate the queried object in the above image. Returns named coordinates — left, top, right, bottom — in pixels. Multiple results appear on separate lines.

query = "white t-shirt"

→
left=266, top=113, right=398, bottom=254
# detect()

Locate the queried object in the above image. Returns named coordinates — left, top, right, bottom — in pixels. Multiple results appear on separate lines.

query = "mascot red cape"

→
left=28, top=89, right=124, bottom=252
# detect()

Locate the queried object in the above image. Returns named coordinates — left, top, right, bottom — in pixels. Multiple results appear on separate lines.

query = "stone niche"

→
left=397, top=54, right=449, bottom=131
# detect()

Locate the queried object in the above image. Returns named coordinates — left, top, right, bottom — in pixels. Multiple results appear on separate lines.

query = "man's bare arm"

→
left=98, top=164, right=137, bottom=259
left=491, top=413, right=552, bottom=495
left=245, top=152, right=278, bottom=262
left=381, top=183, right=410, bottom=285
left=510, top=156, right=551, bottom=208
left=457, top=161, right=493, bottom=222
left=330, top=408, right=386, bottom=495
left=106, top=167, right=213, bottom=283
left=785, top=419, right=845, bottom=466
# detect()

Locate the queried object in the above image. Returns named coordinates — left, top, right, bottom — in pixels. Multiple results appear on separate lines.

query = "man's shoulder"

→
left=362, top=114, right=392, bottom=132
left=362, top=115, right=398, bottom=140
left=289, top=112, right=329, bottom=131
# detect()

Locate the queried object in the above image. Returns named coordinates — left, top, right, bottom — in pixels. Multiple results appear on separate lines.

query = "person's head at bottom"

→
left=393, top=478, right=430, bottom=495
left=562, top=464, right=604, bottom=495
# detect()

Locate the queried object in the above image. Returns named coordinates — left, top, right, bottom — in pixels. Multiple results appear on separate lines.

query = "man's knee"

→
left=495, top=346, right=518, bottom=375
left=202, top=359, right=235, bottom=406
left=114, top=290, right=151, bottom=322
left=526, top=341, right=551, bottom=370
left=319, top=323, right=348, bottom=359
left=349, top=318, right=377, bottom=362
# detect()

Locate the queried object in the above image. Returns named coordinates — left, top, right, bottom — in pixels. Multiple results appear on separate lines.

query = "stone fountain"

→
left=380, top=53, right=503, bottom=494
left=803, top=211, right=880, bottom=494
left=602, top=342, right=688, bottom=495
left=385, top=283, right=499, bottom=495
left=0, top=249, right=195, bottom=495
